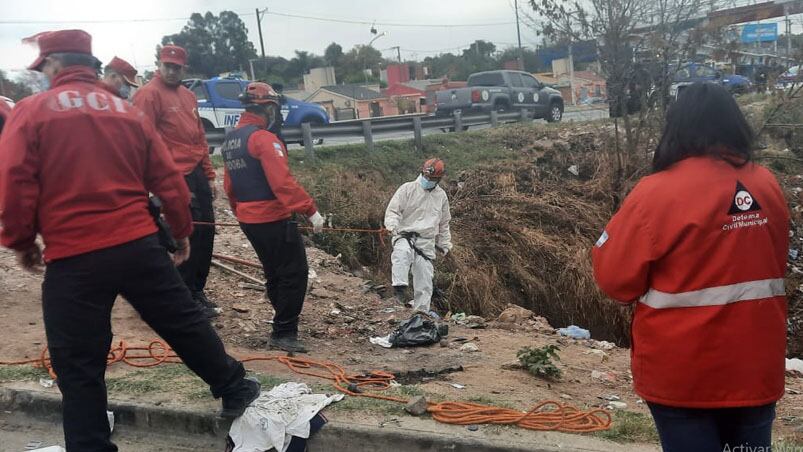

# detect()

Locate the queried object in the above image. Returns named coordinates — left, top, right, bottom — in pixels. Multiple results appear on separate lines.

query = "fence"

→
left=206, top=109, right=557, bottom=160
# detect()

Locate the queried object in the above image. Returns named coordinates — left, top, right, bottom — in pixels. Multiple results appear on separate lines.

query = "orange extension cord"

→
left=0, top=339, right=612, bottom=433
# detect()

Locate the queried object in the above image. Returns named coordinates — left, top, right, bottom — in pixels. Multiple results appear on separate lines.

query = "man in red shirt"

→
left=133, top=45, right=218, bottom=316
left=101, top=56, right=139, bottom=99
left=222, top=82, right=324, bottom=353
left=0, top=30, right=259, bottom=451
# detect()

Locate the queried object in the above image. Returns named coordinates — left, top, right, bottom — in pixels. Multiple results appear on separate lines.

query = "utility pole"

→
left=514, top=0, right=524, bottom=70
left=785, top=5, right=792, bottom=57
left=392, top=46, right=402, bottom=63
left=256, top=8, right=266, bottom=59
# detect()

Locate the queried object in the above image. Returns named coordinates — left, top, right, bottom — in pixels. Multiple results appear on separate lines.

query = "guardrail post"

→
left=490, top=110, right=499, bottom=127
left=454, top=110, right=463, bottom=132
left=301, top=122, right=316, bottom=161
left=413, top=117, right=424, bottom=152
left=519, top=109, right=531, bottom=123
left=363, top=120, right=374, bottom=152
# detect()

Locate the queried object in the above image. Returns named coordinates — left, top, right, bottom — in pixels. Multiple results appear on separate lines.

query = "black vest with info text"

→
left=221, top=125, right=276, bottom=202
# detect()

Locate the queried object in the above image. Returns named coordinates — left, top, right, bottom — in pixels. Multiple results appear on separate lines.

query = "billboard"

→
left=741, top=23, right=778, bottom=43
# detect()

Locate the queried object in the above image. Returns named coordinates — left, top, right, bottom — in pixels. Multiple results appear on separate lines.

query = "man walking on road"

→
left=100, top=56, right=139, bottom=99
left=0, top=30, right=259, bottom=452
left=384, top=159, right=453, bottom=313
left=221, top=82, right=324, bottom=353
left=133, top=44, right=218, bottom=317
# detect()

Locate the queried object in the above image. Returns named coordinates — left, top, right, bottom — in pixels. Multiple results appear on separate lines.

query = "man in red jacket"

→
left=222, top=82, right=324, bottom=353
left=101, top=56, right=139, bottom=99
left=0, top=30, right=259, bottom=451
left=133, top=45, right=218, bottom=316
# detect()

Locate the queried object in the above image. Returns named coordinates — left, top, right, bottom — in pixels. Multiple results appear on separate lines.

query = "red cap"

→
left=26, top=29, right=92, bottom=71
left=107, top=56, right=139, bottom=87
left=159, top=45, right=187, bottom=66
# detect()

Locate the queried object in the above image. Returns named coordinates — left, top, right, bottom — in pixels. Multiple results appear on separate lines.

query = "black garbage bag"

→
left=389, top=313, right=447, bottom=347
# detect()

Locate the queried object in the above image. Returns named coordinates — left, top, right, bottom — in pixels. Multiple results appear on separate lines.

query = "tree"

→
left=160, top=11, right=257, bottom=77
left=324, top=42, right=344, bottom=67
left=0, top=70, right=34, bottom=101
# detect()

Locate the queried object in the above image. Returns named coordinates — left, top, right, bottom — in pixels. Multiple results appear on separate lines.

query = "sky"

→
left=1, top=0, right=800, bottom=76
left=0, top=0, right=537, bottom=74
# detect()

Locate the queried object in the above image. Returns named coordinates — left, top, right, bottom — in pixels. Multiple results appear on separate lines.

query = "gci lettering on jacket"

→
left=592, top=156, right=789, bottom=408
left=0, top=67, right=192, bottom=261
left=223, top=112, right=316, bottom=224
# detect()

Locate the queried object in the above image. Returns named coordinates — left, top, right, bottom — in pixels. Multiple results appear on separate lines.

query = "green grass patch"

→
left=595, top=411, right=659, bottom=444
left=0, top=365, right=49, bottom=382
left=105, top=364, right=205, bottom=397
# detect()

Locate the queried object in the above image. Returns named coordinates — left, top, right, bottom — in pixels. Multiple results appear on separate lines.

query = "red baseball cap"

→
left=107, top=56, right=139, bottom=87
left=159, top=45, right=187, bottom=67
left=26, top=29, right=93, bottom=71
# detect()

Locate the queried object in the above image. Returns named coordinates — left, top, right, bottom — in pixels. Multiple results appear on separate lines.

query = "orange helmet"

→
left=239, top=82, right=280, bottom=106
left=422, top=158, right=446, bottom=179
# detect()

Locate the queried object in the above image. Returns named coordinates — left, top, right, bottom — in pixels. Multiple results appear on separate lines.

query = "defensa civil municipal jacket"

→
left=222, top=112, right=317, bottom=224
left=593, top=156, right=789, bottom=408
left=0, top=67, right=192, bottom=262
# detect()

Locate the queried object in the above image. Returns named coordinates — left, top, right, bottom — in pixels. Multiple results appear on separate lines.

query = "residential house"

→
left=302, top=67, right=337, bottom=93
left=382, top=83, right=426, bottom=115
left=305, top=84, right=395, bottom=120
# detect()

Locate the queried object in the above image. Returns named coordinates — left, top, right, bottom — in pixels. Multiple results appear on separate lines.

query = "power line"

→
left=263, top=10, right=515, bottom=28
left=0, top=12, right=255, bottom=25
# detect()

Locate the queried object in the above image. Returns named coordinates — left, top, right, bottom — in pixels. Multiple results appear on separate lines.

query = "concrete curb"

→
left=0, top=387, right=628, bottom=452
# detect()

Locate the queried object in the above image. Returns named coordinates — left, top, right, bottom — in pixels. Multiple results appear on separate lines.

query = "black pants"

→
left=240, top=220, right=308, bottom=337
left=43, top=235, right=245, bottom=452
left=648, top=402, right=775, bottom=452
left=178, top=163, right=215, bottom=293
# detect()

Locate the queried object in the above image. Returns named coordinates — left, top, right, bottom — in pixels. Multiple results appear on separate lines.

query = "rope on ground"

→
left=192, top=221, right=389, bottom=245
left=0, top=339, right=612, bottom=433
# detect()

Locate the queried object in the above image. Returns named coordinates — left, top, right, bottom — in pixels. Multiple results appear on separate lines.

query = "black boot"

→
left=269, top=334, right=308, bottom=354
left=220, top=377, right=261, bottom=418
left=193, top=291, right=220, bottom=318
left=393, top=285, right=408, bottom=306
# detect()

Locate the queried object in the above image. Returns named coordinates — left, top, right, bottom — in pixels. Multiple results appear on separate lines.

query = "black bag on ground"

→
left=389, top=313, right=446, bottom=347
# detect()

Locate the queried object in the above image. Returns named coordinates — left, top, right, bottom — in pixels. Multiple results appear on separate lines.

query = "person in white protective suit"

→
left=384, top=158, right=453, bottom=313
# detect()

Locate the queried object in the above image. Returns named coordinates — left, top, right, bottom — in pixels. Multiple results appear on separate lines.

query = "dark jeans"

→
left=648, top=402, right=776, bottom=452
left=43, top=234, right=246, bottom=452
left=240, top=220, right=308, bottom=337
left=178, top=163, right=215, bottom=294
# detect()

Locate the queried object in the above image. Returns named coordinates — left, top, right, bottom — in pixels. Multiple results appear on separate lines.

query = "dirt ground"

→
left=2, top=159, right=803, bottom=446
left=1, top=190, right=803, bottom=445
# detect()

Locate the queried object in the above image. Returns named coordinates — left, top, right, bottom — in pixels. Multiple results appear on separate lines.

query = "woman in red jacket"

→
left=593, top=82, right=789, bottom=452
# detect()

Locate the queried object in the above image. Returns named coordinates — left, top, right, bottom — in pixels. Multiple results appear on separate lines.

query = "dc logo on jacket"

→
left=723, top=181, right=767, bottom=232
left=728, top=181, right=761, bottom=214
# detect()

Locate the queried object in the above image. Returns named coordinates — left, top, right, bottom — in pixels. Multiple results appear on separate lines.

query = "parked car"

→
left=183, top=76, right=330, bottom=144
left=434, top=70, right=564, bottom=122
left=776, top=65, right=802, bottom=90
left=670, top=63, right=752, bottom=97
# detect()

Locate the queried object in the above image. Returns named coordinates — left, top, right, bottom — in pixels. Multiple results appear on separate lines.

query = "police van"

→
left=184, top=75, right=330, bottom=144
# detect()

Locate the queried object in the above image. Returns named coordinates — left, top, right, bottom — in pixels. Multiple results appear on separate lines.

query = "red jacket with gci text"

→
left=0, top=67, right=192, bottom=262
left=593, top=156, right=789, bottom=408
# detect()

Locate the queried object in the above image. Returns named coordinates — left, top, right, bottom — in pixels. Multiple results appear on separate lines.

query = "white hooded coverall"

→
left=384, top=175, right=453, bottom=312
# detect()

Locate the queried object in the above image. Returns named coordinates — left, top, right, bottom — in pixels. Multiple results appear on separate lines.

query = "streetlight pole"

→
left=364, top=32, right=386, bottom=85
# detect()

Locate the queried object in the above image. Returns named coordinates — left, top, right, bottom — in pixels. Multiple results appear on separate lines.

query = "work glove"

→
left=309, top=211, right=325, bottom=234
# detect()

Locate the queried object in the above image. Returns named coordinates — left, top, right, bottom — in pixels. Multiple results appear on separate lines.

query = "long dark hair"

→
left=653, top=82, right=754, bottom=172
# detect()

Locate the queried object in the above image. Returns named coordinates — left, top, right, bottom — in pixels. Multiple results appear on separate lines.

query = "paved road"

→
left=0, top=414, right=221, bottom=452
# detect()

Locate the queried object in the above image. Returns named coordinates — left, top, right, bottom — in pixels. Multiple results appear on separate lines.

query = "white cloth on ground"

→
left=391, top=238, right=435, bottom=312
left=228, top=382, right=343, bottom=452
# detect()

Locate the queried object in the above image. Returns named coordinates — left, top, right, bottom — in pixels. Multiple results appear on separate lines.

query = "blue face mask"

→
left=419, top=177, right=437, bottom=190
left=118, top=84, right=132, bottom=99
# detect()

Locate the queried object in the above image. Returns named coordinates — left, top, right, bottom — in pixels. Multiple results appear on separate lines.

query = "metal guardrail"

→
left=206, top=109, right=540, bottom=160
